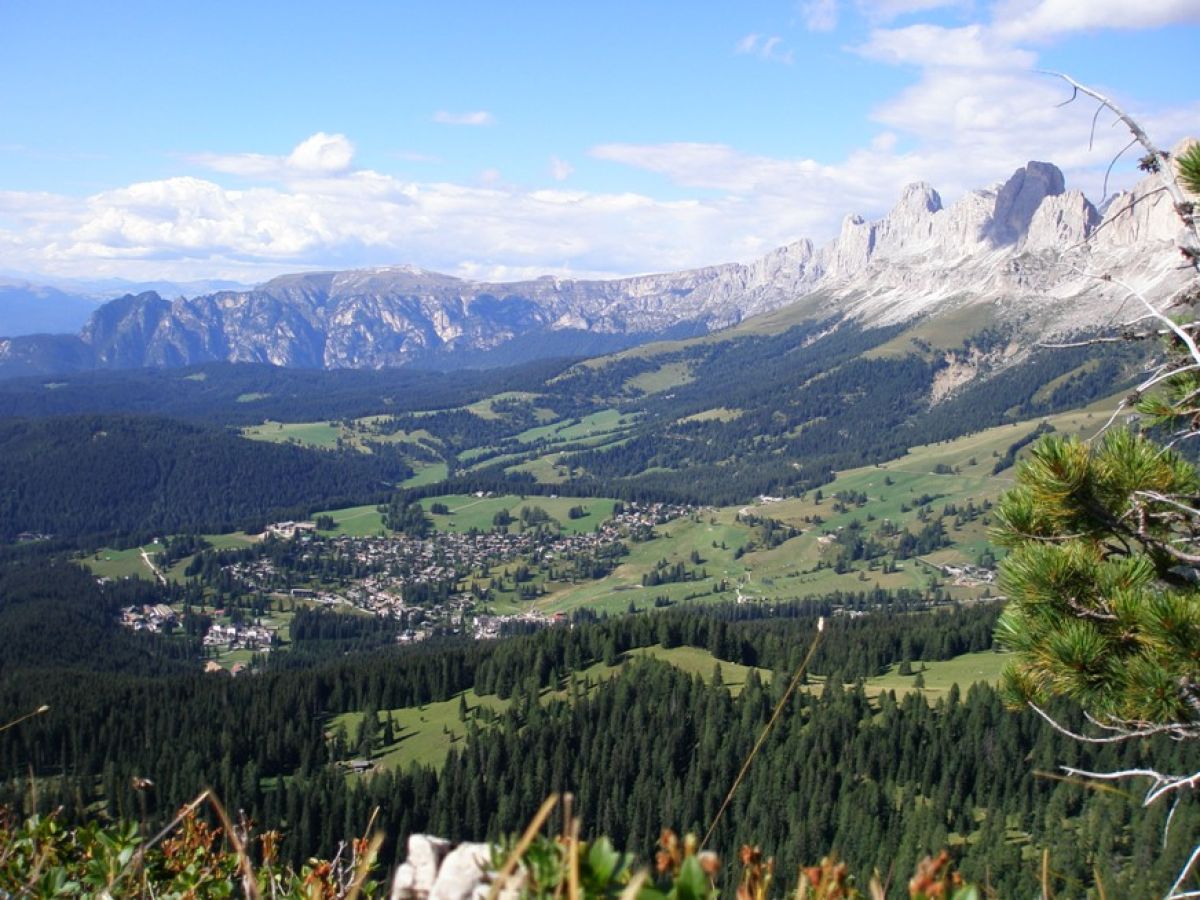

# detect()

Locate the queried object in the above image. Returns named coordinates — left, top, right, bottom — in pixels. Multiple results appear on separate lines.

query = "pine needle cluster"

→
left=994, top=428, right=1200, bottom=730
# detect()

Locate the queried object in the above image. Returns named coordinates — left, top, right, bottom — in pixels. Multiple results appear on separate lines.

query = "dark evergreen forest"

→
left=0, top=416, right=412, bottom=544
left=0, top=563, right=1193, bottom=896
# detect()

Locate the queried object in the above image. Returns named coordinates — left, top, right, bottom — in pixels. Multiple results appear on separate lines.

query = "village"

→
left=117, top=501, right=693, bottom=657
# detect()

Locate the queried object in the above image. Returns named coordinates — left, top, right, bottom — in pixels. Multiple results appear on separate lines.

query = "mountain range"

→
left=0, top=158, right=1188, bottom=378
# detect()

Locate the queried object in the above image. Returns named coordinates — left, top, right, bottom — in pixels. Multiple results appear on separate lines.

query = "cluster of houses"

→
left=221, top=501, right=694, bottom=627
left=202, top=622, right=277, bottom=651
left=264, top=520, right=317, bottom=539
left=120, top=604, right=178, bottom=633
left=119, top=603, right=277, bottom=652
left=117, top=501, right=695, bottom=659
left=472, top=610, right=568, bottom=640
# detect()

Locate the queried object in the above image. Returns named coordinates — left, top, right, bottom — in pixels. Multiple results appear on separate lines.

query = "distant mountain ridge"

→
left=0, top=277, right=255, bottom=339
left=0, top=158, right=1188, bottom=377
left=0, top=282, right=101, bottom=338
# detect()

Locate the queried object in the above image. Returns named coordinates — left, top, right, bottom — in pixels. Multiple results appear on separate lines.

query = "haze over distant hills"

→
left=0, top=277, right=254, bottom=338
left=0, top=158, right=1187, bottom=378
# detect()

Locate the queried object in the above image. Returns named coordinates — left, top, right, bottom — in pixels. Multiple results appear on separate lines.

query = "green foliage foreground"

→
left=0, top=796, right=985, bottom=899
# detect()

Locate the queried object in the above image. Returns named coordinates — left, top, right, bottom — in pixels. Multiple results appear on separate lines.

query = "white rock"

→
left=409, top=834, right=452, bottom=893
left=429, top=842, right=492, bottom=900
left=1023, top=190, right=1099, bottom=251
left=390, top=862, right=418, bottom=900
left=986, top=161, right=1065, bottom=245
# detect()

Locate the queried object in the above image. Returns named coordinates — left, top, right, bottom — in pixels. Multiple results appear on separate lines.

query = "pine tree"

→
left=993, top=429, right=1200, bottom=729
left=993, top=93, right=1200, bottom=737
left=992, top=89, right=1200, bottom=894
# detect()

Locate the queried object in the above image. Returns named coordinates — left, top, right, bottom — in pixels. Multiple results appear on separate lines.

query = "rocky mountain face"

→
left=0, top=159, right=1189, bottom=377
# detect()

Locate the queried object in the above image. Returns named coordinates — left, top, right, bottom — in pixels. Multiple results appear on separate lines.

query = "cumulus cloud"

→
left=3, top=4, right=1197, bottom=285
left=734, top=33, right=795, bottom=64
left=432, top=110, right=496, bottom=126
left=190, top=132, right=356, bottom=180
left=286, top=132, right=355, bottom=175
left=856, top=24, right=1036, bottom=69
left=994, top=0, right=1200, bottom=41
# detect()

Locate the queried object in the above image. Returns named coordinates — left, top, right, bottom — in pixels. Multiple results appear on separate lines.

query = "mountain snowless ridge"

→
left=0, top=155, right=1191, bottom=376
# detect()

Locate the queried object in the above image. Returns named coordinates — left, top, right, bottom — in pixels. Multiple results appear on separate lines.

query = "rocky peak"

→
left=986, top=161, right=1066, bottom=246
left=826, top=214, right=876, bottom=276
left=1023, top=190, right=1100, bottom=251
left=896, top=181, right=944, bottom=216
left=873, top=181, right=944, bottom=258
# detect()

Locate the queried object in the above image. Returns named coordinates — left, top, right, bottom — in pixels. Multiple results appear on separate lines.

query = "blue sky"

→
left=1, top=0, right=1198, bottom=283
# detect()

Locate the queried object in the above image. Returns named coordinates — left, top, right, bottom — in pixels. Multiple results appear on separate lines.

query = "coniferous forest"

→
left=0, top=559, right=1197, bottom=896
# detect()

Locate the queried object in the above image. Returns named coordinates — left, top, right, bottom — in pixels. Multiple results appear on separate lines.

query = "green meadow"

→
left=333, top=645, right=1007, bottom=772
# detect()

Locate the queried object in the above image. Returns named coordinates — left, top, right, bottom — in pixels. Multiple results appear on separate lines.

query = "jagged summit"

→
left=0, top=157, right=1189, bottom=377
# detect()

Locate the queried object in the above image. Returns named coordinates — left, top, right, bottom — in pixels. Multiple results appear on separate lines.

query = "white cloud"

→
left=549, top=156, right=574, bottom=182
left=800, top=0, right=839, bottom=31
left=871, top=131, right=898, bottom=152
left=734, top=33, right=795, bottom=63
left=3, top=4, right=1197, bottom=286
left=190, top=132, right=356, bottom=180
left=995, top=0, right=1200, bottom=41
left=432, top=110, right=496, bottom=126
left=856, top=24, right=1036, bottom=68
left=286, top=132, right=355, bottom=175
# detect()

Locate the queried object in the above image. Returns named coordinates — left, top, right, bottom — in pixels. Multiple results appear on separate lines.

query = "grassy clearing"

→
left=627, top=646, right=767, bottom=694
left=862, top=649, right=1008, bottom=701
left=402, top=461, right=448, bottom=487
left=625, top=362, right=694, bottom=395
left=532, top=512, right=752, bottom=615
left=311, top=503, right=386, bottom=537
left=1030, top=359, right=1101, bottom=405
left=85, top=543, right=163, bottom=581
left=462, top=391, right=543, bottom=420
left=241, top=418, right=445, bottom=462
left=85, top=531, right=260, bottom=585
left=864, top=303, right=996, bottom=360
left=513, top=408, right=637, bottom=446
left=207, top=532, right=260, bottom=550
left=506, top=455, right=571, bottom=483
left=243, top=421, right=342, bottom=448
left=678, top=408, right=743, bottom=424
left=330, top=689, right=511, bottom=772
left=339, top=646, right=1006, bottom=771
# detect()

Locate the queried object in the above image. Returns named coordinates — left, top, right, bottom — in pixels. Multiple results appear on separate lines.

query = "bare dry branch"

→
left=1044, top=71, right=1200, bottom=267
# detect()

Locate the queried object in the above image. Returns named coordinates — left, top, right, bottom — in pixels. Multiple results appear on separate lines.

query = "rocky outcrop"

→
left=0, top=154, right=1191, bottom=377
left=986, top=161, right=1065, bottom=245
left=1023, top=191, right=1100, bottom=251
left=390, top=835, right=520, bottom=900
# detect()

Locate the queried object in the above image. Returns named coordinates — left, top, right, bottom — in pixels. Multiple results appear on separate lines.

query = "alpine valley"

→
left=2, top=152, right=1198, bottom=898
